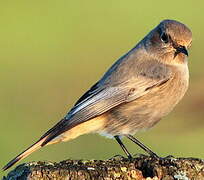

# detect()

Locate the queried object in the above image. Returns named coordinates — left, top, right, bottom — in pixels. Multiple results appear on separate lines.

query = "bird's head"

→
left=144, top=20, right=192, bottom=65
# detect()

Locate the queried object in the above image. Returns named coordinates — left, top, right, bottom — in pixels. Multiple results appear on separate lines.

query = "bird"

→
left=3, top=19, right=192, bottom=171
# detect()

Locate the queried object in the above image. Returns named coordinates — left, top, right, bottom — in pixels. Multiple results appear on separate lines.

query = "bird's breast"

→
left=100, top=64, right=189, bottom=136
left=139, top=64, right=189, bottom=118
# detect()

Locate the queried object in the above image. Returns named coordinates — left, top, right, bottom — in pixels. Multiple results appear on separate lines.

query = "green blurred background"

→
left=1, top=0, right=204, bottom=177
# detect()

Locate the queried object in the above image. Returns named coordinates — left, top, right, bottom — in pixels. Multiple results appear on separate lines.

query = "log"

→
left=3, top=155, right=204, bottom=180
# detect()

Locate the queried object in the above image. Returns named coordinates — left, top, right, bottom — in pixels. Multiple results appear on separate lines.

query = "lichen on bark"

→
left=3, top=155, right=204, bottom=180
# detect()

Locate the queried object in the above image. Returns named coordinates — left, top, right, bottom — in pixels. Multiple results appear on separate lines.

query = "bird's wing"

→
left=41, top=67, right=171, bottom=145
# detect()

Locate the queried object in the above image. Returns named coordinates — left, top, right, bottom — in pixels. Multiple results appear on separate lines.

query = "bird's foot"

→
left=151, top=154, right=175, bottom=162
left=134, top=153, right=160, bottom=159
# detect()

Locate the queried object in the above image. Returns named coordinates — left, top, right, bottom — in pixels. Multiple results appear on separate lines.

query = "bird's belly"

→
left=100, top=76, right=188, bottom=136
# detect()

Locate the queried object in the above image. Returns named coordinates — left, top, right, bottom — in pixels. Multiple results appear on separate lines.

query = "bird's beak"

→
left=175, top=46, right=188, bottom=56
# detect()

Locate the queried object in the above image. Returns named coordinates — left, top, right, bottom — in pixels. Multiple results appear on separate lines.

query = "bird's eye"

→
left=160, top=32, right=169, bottom=43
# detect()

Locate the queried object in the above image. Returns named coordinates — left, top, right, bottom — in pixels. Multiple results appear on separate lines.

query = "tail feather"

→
left=2, top=137, right=47, bottom=171
left=3, top=118, right=71, bottom=171
left=3, top=116, right=106, bottom=171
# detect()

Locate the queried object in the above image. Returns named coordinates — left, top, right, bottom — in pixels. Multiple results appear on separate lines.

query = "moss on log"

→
left=3, top=155, right=204, bottom=180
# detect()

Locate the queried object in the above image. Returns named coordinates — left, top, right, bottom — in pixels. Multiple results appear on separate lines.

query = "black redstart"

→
left=3, top=19, right=192, bottom=170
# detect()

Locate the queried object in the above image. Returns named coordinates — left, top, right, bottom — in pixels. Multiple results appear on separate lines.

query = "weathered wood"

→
left=3, top=155, right=204, bottom=180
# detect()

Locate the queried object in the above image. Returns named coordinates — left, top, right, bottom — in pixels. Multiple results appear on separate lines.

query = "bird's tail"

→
left=2, top=116, right=106, bottom=171
left=2, top=137, right=47, bottom=171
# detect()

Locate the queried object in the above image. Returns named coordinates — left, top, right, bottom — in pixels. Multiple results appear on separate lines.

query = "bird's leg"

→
left=114, top=135, right=133, bottom=159
left=125, top=134, right=159, bottom=158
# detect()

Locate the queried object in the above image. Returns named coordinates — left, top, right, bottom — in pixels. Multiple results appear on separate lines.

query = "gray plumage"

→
left=3, top=19, right=192, bottom=170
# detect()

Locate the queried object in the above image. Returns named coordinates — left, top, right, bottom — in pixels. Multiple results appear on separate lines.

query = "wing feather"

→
left=42, top=73, right=171, bottom=145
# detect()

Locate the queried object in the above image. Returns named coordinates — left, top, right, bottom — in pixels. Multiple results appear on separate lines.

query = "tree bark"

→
left=3, top=155, right=204, bottom=180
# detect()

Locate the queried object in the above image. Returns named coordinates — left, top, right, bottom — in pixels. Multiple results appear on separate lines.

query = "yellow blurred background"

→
left=1, top=0, right=204, bottom=177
